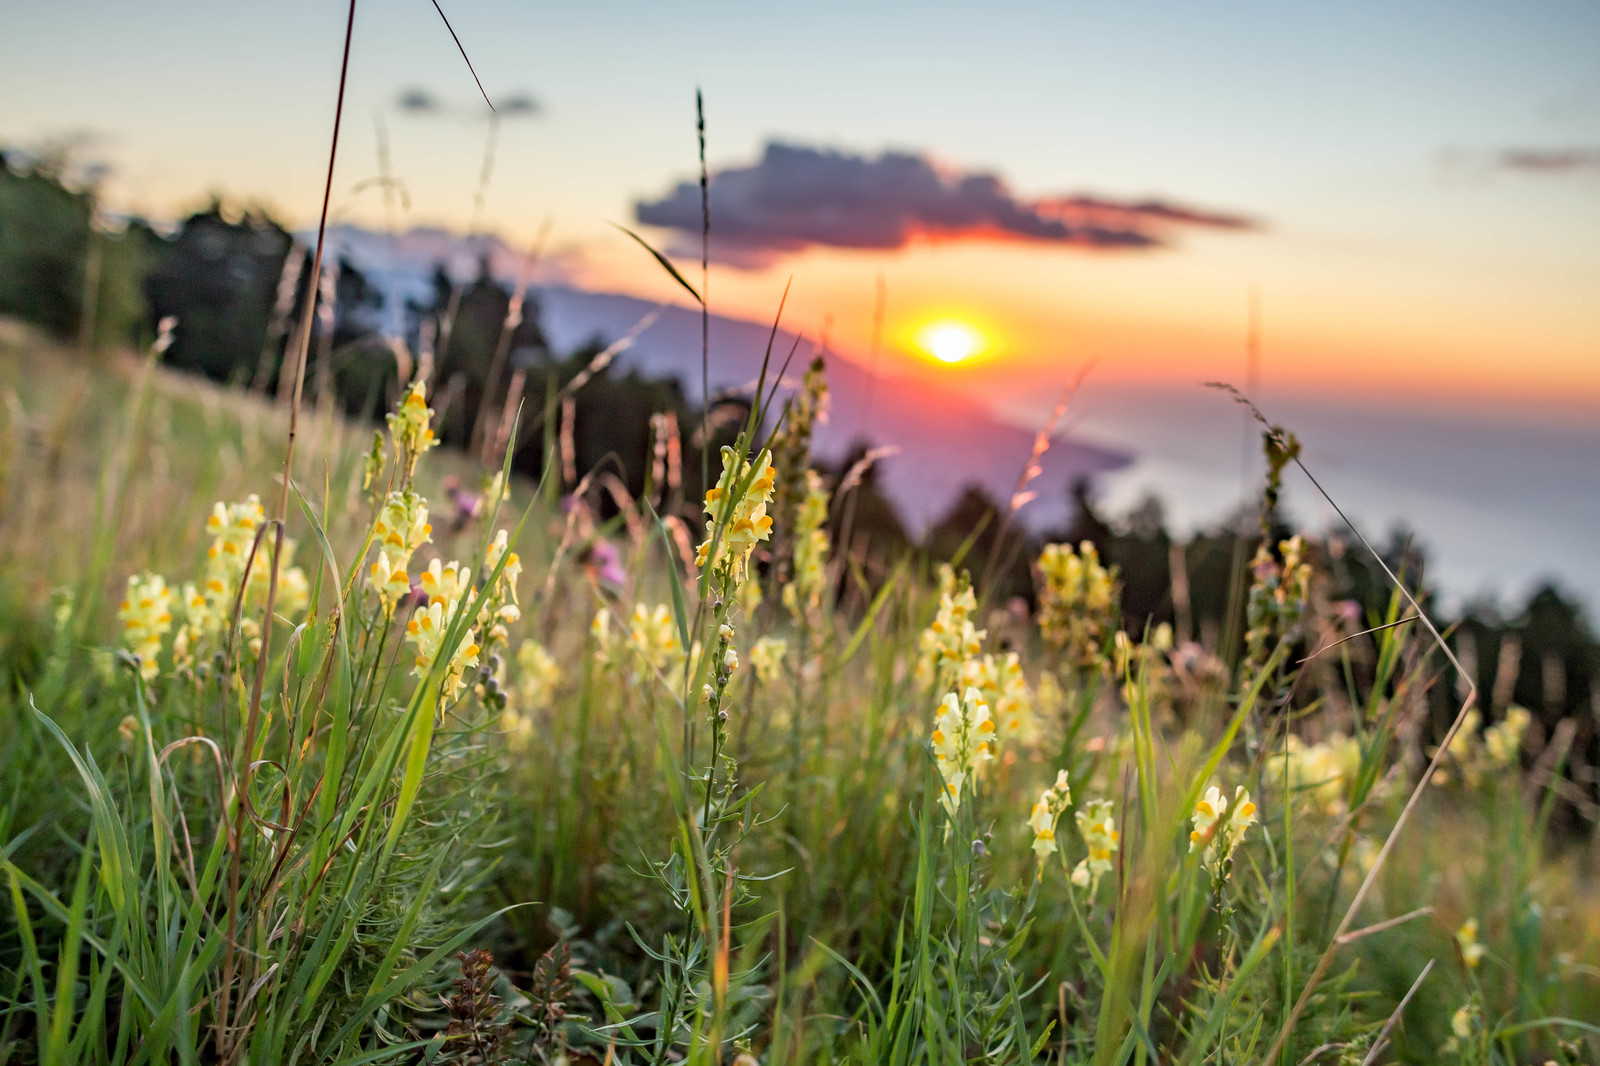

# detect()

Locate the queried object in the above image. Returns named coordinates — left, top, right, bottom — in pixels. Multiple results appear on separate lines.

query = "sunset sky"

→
left=6, top=0, right=1598, bottom=415
left=4, top=1, right=1600, bottom=600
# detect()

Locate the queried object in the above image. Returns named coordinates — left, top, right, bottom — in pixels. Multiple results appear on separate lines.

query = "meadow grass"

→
left=1, top=321, right=1598, bottom=1065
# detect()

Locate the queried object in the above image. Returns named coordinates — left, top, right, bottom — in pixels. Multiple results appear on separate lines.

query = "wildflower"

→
left=370, top=551, right=413, bottom=613
left=591, top=609, right=614, bottom=663
left=961, top=651, right=1031, bottom=742
left=930, top=686, right=996, bottom=817
left=723, top=646, right=739, bottom=672
left=374, top=490, right=432, bottom=563
left=442, top=476, right=482, bottom=530
left=1243, top=534, right=1313, bottom=676
left=486, top=529, right=522, bottom=596
left=1071, top=798, right=1119, bottom=894
left=419, top=558, right=471, bottom=605
left=515, top=640, right=562, bottom=712
left=172, top=581, right=211, bottom=666
left=782, top=469, right=831, bottom=619
left=501, top=708, right=534, bottom=751
left=51, top=586, right=74, bottom=633
left=386, top=380, right=438, bottom=475
left=1280, top=733, right=1361, bottom=815
left=769, top=357, right=830, bottom=514
left=406, top=598, right=480, bottom=702
left=273, top=558, right=312, bottom=618
left=583, top=539, right=627, bottom=590
left=628, top=603, right=685, bottom=678
left=205, top=495, right=266, bottom=578
left=749, top=635, right=788, bottom=684
left=916, top=582, right=985, bottom=688
left=1025, top=770, right=1072, bottom=860
left=1190, top=784, right=1257, bottom=876
left=1430, top=709, right=1484, bottom=787
left=362, top=429, right=385, bottom=491
left=1036, top=541, right=1118, bottom=672
left=370, top=491, right=431, bottom=611
left=694, top=447, right=776, bottom=580
left=118, top=572, right=173, bottom=680
left=1451, top=1004, right=1475, bottom=1039
left=1483, top=707, right=1531, bottom=769
left=1456, top=918, right=1486, bottom=968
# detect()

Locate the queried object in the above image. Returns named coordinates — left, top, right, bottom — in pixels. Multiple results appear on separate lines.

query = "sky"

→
left=4, top=0, right=1599, bottom=600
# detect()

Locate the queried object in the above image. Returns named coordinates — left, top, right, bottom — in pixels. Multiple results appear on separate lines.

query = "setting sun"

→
left=915, top=320, right=987, bottom=365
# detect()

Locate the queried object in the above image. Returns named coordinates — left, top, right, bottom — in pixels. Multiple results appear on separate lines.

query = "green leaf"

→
left=610, top=223, right=702, bottom=304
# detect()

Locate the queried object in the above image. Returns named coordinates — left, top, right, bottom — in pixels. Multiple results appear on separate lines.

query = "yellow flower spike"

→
left=917, top=582, right=986, bottom=689
left=1072, top=798, right=1119, bottom=894
left=118, top=572, right=174, bottom=680
left=627, top=603, right=685, bottom=680
left=1036, top=541, right=1119, bottom=672
left=1191, top=782, right=1258, bottom=880
left=387, top=381, right=439, bottom=477
left=1025, top=769, right=1072, bottom=861
left=405, top=596, right=480, bottom=702
left=1457, top=918, right=1486, bottom=968
left=929, top=686, right=995, bottom=817
left=694, top=447, right=777, bottom=581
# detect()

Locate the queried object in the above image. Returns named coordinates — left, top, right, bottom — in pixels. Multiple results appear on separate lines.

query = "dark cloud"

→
left=396, top=87, right=539, bottom=118
left=397, top=87, right=441, bottom=114
left=497, top=93, right=540, bottom=116
left=1495, top=147, right=1600, bottom=175
left=634, top=142, right=1257, bottom=264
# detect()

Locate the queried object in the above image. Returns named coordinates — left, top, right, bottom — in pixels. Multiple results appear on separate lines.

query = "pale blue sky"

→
left=5, top=0, right=1596, bottom=243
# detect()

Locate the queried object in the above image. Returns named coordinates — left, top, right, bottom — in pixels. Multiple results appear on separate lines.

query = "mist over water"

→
left=1006, top=381, right=1600, bottom=612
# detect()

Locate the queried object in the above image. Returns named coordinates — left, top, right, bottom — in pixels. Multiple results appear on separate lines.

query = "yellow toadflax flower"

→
left=418, top=558, right=471, bottom=605
left=477, top=529, right=524, bottom=643
left=370, top=490, right=431, bottom=611
left=119, top=573, right=174, bottom=680
left=1483, top=707, right=1531, bottom=770
left=406, top=598, right=480, bottom=702
left=486, top=529, right=522, bottom=595
left=961, top=651, right=1032, bottom=742
left=516, top=639, right=562, bottom=712
left=1071, top=798, right=1119, bottom=894
left=917, top=583, right=985, bottom=688
left=1456, top=917, right=1486, bottom=968
left=749, top=635, right=788, bottom=684
left=386, top=380, right=438, bottom=476
left=782, top=470, right=831, bottom=620
left=694, top=447, right=776, bottom=580
left=929, top=686, right=996, bottom=817
left=628, top=603, right=685, bottom=679
left=1189, top=783, right=1258, bottom=877
left=590, top=608, right=614, bottom=664
left=1025, top=770, right=1072, bottom=860
left=1036, top=541, right=1118, bottom=672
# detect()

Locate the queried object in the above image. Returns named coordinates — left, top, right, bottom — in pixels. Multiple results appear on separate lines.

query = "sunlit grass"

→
left=1, top=321, right=1597, bottom=1063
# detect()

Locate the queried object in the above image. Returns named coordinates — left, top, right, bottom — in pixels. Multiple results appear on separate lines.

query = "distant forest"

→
left=3, top=145, right=1597, bottom=828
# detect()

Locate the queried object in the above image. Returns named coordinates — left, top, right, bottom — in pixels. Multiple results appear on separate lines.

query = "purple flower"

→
left=584, top=540, right=627, bottom=590
left=441, top=476, right=483, bottom=531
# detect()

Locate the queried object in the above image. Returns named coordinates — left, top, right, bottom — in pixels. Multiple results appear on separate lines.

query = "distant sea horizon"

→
left=318, top=223, right=1599, bottom=619
left=997, top=379, right=1600, bottom=617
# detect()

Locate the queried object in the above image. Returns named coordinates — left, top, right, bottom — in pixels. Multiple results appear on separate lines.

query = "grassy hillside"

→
left=1, top=322, right=1598, bottom=1064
